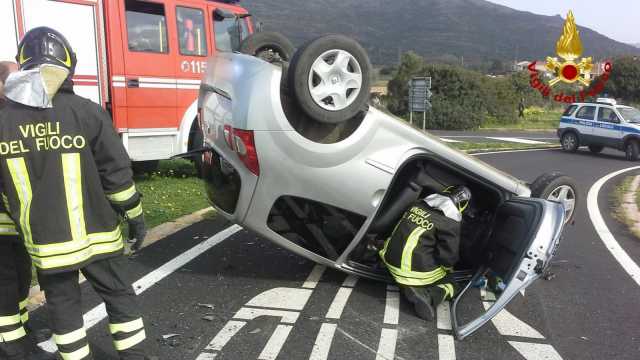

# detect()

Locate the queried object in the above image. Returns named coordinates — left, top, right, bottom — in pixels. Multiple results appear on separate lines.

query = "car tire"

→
left=530, top=172, right=578, bottom=225
left=588, top=145, right=604, bottom=153
left=625, top=140, right=639, bottom=161
left=289, top=34, right=371, bottom=124
left=561, top=132, right=579, bottom=152
left=191, top=125, right=205, bottom=178
left=239, top=31, right=295, bottom=64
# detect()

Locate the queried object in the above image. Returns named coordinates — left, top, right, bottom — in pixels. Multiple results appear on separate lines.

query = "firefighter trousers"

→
left=0, top=240, right=32, bottom=349
left=37, top=255, right=147, bottom=360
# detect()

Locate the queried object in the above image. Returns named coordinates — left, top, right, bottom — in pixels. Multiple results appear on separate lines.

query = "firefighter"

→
left=379, top=185, right=472, bottom=321
left=1, top=61, right=57, bottom=360
left=0, top=27, right=150, bottom=359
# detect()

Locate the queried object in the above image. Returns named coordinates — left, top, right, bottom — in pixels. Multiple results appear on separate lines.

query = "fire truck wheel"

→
left=239, top=31, right=294, bottom=64
left=289, top=35, right=371, bottom=124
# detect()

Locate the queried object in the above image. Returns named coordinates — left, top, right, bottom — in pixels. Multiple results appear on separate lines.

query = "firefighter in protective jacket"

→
left=0, top=61, right=55, bottom=360
left=380, top=185, right=472, bottom=321
left=0, top=27, right=149, bottom=359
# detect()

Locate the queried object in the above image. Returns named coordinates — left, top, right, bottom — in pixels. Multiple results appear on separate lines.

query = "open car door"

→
left=451, top=198, right=565, bottom=339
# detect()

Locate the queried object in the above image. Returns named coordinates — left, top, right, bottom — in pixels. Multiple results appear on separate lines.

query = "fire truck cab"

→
left=1, top=0, right=252, bottom=165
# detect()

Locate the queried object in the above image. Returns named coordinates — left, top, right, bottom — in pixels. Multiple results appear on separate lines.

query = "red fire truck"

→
left=1, top=0, right=252, bottom=168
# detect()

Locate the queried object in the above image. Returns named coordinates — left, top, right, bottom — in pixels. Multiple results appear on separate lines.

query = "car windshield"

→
left=617, top=107, right=640, bottom=123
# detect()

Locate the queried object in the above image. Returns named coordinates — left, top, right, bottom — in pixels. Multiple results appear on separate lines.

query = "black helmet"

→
left=443, top=185, right=472, bottom=213
left=16, top=27, right=76, bottom=74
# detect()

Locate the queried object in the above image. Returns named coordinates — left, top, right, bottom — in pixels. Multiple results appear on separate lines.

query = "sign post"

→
left=408, top=77, right=432, bottom=130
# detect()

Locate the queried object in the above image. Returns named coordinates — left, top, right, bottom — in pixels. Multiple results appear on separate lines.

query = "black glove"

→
left=127, top=215, right=147, bottom=252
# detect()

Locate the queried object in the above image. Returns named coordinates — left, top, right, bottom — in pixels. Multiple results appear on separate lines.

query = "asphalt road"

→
left=31, top=146, right=640, bottom=360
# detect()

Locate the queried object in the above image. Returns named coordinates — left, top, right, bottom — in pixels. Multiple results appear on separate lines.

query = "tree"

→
left=600, top=57, right=640, bottom=103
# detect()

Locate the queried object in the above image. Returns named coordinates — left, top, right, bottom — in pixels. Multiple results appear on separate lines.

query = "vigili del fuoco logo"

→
left=528, top=11, right=612, bottom=103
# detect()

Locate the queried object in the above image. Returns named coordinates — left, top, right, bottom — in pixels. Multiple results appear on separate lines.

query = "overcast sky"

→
left=486, top=0, right=640, bottom=44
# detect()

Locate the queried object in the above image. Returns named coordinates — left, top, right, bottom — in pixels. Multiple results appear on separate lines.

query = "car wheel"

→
left=289, top=34, right=371, bottom=124
left=588, top=145, right=604, bottom=153
left=561, top=132, right=578, bottom=152
left=625, top=140, right=639, bottom=161
left=530, top=172, right=578, bottom=225
left=239, top=31, right=295, bottom=64
left=191, top=125, right=205, bottom=178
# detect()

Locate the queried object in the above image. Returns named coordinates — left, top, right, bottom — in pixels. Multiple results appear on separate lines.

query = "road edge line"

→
left=587, top=166, right=640, bottom=287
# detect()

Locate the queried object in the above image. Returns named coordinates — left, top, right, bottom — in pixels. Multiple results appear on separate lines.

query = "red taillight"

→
left=232, top=128, right=259, bottom=176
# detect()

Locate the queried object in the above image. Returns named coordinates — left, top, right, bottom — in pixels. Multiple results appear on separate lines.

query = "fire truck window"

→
left=213, top=16, right=248, bottom=52
left=125, top=0, right=169, bottom=53
left=177, top=7, right=207, bottom=56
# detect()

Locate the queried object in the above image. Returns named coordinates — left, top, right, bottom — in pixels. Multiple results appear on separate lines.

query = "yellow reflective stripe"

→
left=7, top=158, right=32, bottom=247
left=18, top=298, right=28, bottom=310
left=113, top=329, right=146, bottom=351
left=20, top=312, right=29, bottom=324
left=107, top=184, right=136, bottom=203
left=0, top=326, right=26, bottom=342
left=109, top=318, right=144, bottom=334
left=400, top=227, right=426, bottom=272
left=0, top=225, right=18, bottom=235
left=30, top=234, right=123, bottom=270
left=60, top=344, right=90, bottom=360
left=26, top=227, right=121, bottom=257
left=54, top=328, right=87, bottom=345
left=437, top=284, right=455, bottom=301
left=389, top=274, right=446, bottom=286
left=1, top=194, right=9, bottom=212
left=62, top=153, right=87, bottom=243
left=0, top=213, right=14, bottom=224
left=125, top=202, right=143, bottom=219
left=0, top=314, right=21, bottom=326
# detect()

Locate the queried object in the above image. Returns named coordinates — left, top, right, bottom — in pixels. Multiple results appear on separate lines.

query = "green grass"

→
left=134, top=159, right=210, bottom=229
left=611, top=176, right=634, bottom=227
left=449, top=141, right=557, bottom=152
left=481, top=108, right=563, bottom=130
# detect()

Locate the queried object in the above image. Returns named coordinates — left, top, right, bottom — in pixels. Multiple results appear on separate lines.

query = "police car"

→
left=557, top=98, right=640, bottom=160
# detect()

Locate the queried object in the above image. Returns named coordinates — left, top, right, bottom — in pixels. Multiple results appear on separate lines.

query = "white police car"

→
left=557, top=98, right=640, bottom=160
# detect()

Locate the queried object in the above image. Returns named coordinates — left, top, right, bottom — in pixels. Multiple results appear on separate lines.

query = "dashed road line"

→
left=587, top=165, right=640, bottom=287
left=376, top=285, right=400, bottom=360
left=258, top=324, right=294, bottom=360
left=325, top=275, right=358, bottom=319
left=436, top=302, right=456, bottom=360
left=439, top=137, right=462, bottom=143
left=376, top=328, right=398, bottom=360
left=486, top=137, right=549, bottom=144
left=310, top=323, right=337, bottom=360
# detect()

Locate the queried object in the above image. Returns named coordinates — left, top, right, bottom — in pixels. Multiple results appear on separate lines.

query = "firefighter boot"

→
left=402, top=286, right=436, bottom=321
left=0, top=337, right=57, bottom=360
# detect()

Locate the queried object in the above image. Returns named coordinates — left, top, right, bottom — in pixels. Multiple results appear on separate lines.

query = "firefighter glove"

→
left=127, top=215, right=147, bottom=251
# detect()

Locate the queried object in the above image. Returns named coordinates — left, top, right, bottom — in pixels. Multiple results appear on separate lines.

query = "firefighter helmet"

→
left=443, top=185, right=472, bottom=213
left=16, top=27, right=76, bottom=74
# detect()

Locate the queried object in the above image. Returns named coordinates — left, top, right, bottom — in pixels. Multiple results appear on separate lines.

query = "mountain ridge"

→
left=242, top=0, right=639, bottom=65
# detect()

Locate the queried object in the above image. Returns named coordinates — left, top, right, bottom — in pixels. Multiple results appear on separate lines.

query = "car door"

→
left=594, top=106, right=623, bottom=148
left=450, top=198, right=565, bottom=339
left=574, top=105, right=597, bottom=143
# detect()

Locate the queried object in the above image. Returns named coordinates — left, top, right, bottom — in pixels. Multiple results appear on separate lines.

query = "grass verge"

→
left=481, top=109, right=563, bottom=130
left=449, top=141, right=558, bottom=152
left=610, top=176, right=640, bottom=238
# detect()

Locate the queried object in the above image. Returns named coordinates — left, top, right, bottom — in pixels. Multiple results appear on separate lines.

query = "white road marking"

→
left=439, top=137, right=462, bottom=143
left=481, top=302, right=545, bottom=339
left=472, top=148, right=557, bottom=156
left=234, top=307, right=301, bottom=324
left=309, top=323, right=337, bottom=360
left=587, top=166, right=640, bottom=287
left=303, top=265, right=327, bottom=289
left=258, top=324, right=294, bottom=360
left=486, top=137, right=549, bottom=144
left=247, top=288, right=314, bottom=310
left=383, top=287, right=400, bottom=325
left=203, top=321, right=246, bottom=352
left=437, top=334, right=456, bottom=360
left=41, top=225, right=243, bottom=350
left=436, top=302, right=452, bottom=331
left=375, top=328, right=398, bottom=360
left=325, top=276, right=359, bottom=319
left=508, top=341, right=563, bottom=360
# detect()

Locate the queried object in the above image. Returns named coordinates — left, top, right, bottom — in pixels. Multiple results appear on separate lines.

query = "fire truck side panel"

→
left=18, top=0, right=103, bottom=105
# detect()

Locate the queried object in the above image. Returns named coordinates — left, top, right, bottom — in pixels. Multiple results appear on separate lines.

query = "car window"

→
left=125, top=0, right=168, bottom=53
left=213, top=14, right=248, bottom=52
left=177, top=7, right=208, bottom=56
left=575, top=106, right=596, bottom=120
left=618, top=107, right=640, bottom=123
left=563, top=105, right=578, bottom=116
left=597, top=107, right=620, bottom=123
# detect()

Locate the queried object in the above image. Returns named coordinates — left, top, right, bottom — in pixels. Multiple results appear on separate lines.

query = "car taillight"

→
left=232, top=128, right=260, bottom=176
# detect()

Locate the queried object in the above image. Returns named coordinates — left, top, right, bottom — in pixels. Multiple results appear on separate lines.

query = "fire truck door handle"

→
left=127, top=79, right=140, bottom=88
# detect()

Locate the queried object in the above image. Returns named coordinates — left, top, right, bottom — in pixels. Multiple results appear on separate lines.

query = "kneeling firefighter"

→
left=379, top=185, right=472, bottom=320
left=0, top=27, right=150, bottom=359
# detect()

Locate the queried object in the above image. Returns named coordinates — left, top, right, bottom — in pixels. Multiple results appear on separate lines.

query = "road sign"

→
left=408, top=77, right=432, bottom=129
